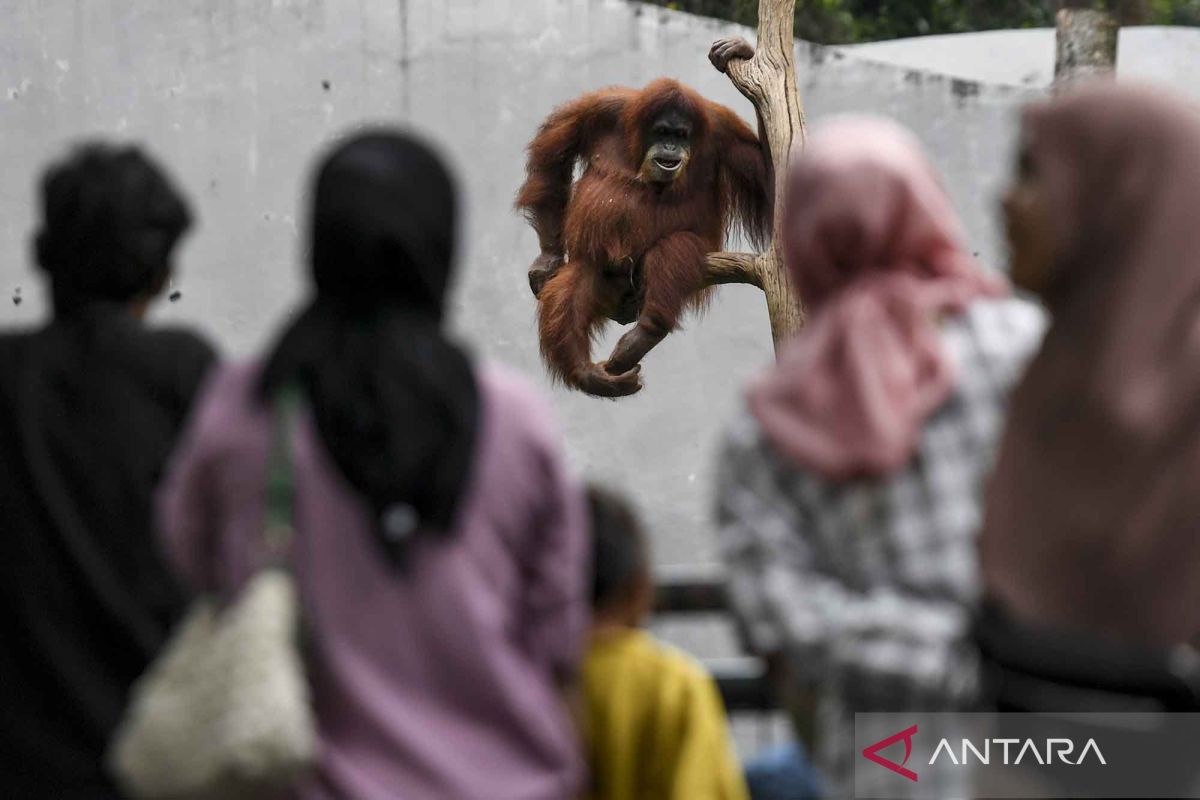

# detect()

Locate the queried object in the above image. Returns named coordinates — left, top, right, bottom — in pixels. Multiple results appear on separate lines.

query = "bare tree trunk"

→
left=704, top=0, right=806, bottom=346
left=1054, top=6, right=1118, bottom=91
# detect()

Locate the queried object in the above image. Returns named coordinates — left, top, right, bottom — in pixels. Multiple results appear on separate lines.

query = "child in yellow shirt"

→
left=582, top=486, right=750, bottom=800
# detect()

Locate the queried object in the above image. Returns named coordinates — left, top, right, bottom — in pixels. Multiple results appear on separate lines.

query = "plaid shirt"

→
left=716, top=296, right=1045, bottom=798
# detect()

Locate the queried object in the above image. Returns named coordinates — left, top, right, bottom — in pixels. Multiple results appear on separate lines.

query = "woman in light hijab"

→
left=715, top=117, right=1044, bottom=798
left=982, top=84, right=1200, bottom=650
left=158, top=130, right=588, bottom=798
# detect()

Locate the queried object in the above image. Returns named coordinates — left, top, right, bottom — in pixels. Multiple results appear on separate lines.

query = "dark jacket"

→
left=0, top=305, right=215, bottom=797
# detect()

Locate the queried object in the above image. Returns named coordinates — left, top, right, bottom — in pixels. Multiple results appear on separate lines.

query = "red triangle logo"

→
left=862, top=724, right=919, bottom=782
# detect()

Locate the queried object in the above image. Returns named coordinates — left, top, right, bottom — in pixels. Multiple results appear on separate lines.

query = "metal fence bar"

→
left=653, top=564, right=780, bottom=713
left=654, top=563, right=730, bottom=614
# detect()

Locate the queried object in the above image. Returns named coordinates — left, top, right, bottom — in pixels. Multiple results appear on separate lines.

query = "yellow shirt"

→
left=581, top=628, right=751, bottom=800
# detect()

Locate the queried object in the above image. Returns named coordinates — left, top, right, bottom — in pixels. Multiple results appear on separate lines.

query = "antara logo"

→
left=929, top=737, right=1106, bottom=766
left=862, top=725, right=1107, bottom=781
left=863, top=724, right=920, bottom=782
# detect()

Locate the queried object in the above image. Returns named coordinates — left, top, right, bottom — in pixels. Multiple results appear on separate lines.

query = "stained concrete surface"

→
left=845, top=26, right=1200, bottom=96
left=0, top=0, right=1054, bottom=567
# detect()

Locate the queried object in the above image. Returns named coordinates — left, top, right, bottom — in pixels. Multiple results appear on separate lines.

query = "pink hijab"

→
left=982, top=85, right=1200, bottom=645
left=748, top=116, right=1007, bottom=480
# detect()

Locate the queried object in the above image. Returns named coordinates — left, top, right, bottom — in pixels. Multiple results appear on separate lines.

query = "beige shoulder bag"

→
left=108, top=388, right=317, bottom=799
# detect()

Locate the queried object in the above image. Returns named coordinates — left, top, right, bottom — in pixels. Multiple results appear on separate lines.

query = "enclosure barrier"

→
left=653, top=564, right=778, bottom=713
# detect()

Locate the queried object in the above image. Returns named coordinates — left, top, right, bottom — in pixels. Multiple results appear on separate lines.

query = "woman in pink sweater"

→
left=158, top=130, right=588, bottom=799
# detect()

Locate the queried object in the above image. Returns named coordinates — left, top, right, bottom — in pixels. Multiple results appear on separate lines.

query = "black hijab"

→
left=259, top=131, right=479, bottom=564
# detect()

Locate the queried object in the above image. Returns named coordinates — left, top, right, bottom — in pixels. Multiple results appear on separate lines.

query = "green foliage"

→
left=1152, top=0, right=1200, bottom=24
left=643, top=0, right=1199, bottom=43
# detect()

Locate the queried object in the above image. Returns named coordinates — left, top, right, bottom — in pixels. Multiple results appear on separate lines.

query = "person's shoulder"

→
left=143, top=324, right=223, bottom=395
left=940, top=294, right=1046, bottom=388
left=651, top=637, right=714, bottom=682
left=0, top=328, right=36, bottom=358
left=126, top=324, right=217, bottom=394
left=198, top=359, right=262, bottom=402
left=0, top=330, right=38, bottom=394
left=722, top=401, right=764, bottom=451
left=928, top=294, right=1047, bottom=436
left=718, top=400, right=787, bottom=480
left=593, top=629, right=712, bottom=681
left=641, top=635, right=730, bottom=706
left=137, top=324, right=218, bottom=366
left=478, top=360, right=547, bottom=403
left=202, top=358, right=260, bottom=388
left=185, top=359, right=267, bottom=429
left=477, top=361, right=561, bottom=438
left=958, top=294, right=1047, bottom=355
left=970, top=292, right=1046, bottom=327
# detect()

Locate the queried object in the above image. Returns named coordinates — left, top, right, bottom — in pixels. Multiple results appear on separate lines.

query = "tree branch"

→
left=705, top=252, right=761, bottom=288
left=711, top=0, right=807, bottom=344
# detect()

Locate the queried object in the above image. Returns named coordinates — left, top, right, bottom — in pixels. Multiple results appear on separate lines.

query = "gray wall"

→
left=0, top=0, right=1040, bottom=566
left=845, top=26, right=1200, bottom=96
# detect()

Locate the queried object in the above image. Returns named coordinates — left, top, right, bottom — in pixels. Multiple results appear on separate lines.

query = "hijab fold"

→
left=749, top=117, right=1006, bottom=480
left=982, top=85, right=1200, bottom=644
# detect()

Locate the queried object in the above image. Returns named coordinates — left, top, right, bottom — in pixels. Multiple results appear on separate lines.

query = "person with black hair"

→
left=0, top=143, right=216, bottom=797
left=157, top=129, right=588, bottom=798
left=581, top=484, right=748, bottom=800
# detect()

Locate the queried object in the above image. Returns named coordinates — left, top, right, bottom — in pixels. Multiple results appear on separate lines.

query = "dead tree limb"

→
left=704, top=252, right=762, bottom=288
left=704, top=0, right=806, bottom=346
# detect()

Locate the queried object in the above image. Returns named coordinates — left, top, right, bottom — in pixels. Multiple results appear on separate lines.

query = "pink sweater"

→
left=158, top=361, right=587, bottom=799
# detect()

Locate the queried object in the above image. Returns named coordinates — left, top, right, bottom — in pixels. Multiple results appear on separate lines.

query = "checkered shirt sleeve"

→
left=715, top=296, right=1046, bottom=710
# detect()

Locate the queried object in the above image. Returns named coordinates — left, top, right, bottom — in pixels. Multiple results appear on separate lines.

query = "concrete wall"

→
left=0, top=0, right=1041, bottom=565
left=845, top=26, right=1200, bottom=96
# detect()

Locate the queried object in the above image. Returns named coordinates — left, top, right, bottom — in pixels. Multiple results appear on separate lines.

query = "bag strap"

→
left=263, top=385, right=302, bottom=561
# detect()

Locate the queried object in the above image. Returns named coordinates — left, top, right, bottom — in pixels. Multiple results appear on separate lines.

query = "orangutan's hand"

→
left=709, top=37, right=755, bottom=73
left=575, top=363, right=643, bottom=398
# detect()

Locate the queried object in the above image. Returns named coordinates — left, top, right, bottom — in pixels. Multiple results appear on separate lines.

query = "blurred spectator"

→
left=157, top=130, right=588, bottom=798
left=982, top=84, right=1200, bottom=649
left=715, top=117, right=1044, bottom=798
left=743, top=742, right=824, bottom=800
left=0, top=144, right=215, bottom=797
left=581, top=484, right=749, bottom=800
